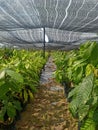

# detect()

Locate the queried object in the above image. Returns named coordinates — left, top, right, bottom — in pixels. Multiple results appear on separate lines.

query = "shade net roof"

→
left=0, top=0, right=98, bottom=49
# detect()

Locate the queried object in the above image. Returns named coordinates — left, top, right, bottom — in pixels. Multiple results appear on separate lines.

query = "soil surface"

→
left=15, top=57, right=78, bottom=130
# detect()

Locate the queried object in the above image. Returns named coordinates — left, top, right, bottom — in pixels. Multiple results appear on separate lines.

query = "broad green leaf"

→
left=90, top=43, right=98, bottom=66
left=73, top=66, right=84, bottom=83
left=93, top=110, right=98, bottom=122
left=77, top=73, right=94, bottom=105
left=7, top=102, right=16, bottom=118
left=92, top=96, right=98, bottom=106
left=0, top=107, right=6, bottom=121
left=0, top=83, right=9, bottom=98
left=85, top=64, right=94, bottom=76
left=78, top=105, right=89, bottom=121
left=13, top=100, right=22, bottom=111
left=68, top=85, right=79, bottom=98
left=0, top=94, right=8, bottom=100
left=72, top=59, right=86, bottom=68
left=6, top=69, right=23, bottom=83
left=30, top=84, right=37, bottom=93
left=0, top=70, right=5, bottom=79
left=82, top=42, right=96, bottom=60
left=69, top=98, right=78, bottom=118
left=80, top=41, right=91, bottom=50
left=8, top=81, right=22, bottom=92
left=69, top=73, right=94, bottom=119
left=81, top=119, right=95, bottom=130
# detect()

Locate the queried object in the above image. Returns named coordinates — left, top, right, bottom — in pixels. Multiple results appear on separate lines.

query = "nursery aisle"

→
left=15, top=57, right=78, bottom=130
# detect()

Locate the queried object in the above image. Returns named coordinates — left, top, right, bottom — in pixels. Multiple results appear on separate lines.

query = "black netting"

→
left=0, top=0, right=98, bottom=49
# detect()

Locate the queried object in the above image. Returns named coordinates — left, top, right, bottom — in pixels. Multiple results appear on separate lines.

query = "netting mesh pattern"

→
left=0, top=0, right=98, bottom=49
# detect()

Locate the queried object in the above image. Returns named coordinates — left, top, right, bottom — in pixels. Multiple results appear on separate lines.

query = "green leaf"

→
left=8, top=81, right=22, bottom=92
left=69, top=73, right=94, bottom=119
left=0, top=83, right=9, bottom=98
left=68, top=85, right=79, bottom=98
left=77, top=73, right=94, bottom=105
left=0, top=94, right=8, bottom=100
left=93, top=110, right=98, bottom=122
left=85, top=64, right=94, bottom=76
left=7, top=102, right=16, bottom=118
left=73, top=66, right=84, bottom=83
left=90, top=43, right=98, bottom=66
left=78, top=105, right=89, bottom=121
left=28, top=90, right=34, bottom=100
left=29, top=84, right=37, bottom=93
left=73, top=59, right=86, bottom=68
left=0, top=107, right=6, bottom=121
left=0, top=70, right=5, bottom=79
left=6, top=69, right=23, bottom=83
left=23, top=89, right=28, bottom=103
left=80, top=41, right=91, bottom=50
left=13, top=100, right=22, bottom=111
left=82, top=42, right=96, bottom=60
left=69, top=98, right=78, bottom=118
left=81, top=119, right=96, bottom=130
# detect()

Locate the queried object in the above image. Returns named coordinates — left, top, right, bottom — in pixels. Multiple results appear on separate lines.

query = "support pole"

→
left=43, top=27, right=45, bottom=58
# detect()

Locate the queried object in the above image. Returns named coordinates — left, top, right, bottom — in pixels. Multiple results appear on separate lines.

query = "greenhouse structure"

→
left=0, top=0, right=98, bottom=130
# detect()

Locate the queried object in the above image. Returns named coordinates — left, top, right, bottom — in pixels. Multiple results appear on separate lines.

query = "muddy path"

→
left=15, top=57, right=78, bottom=130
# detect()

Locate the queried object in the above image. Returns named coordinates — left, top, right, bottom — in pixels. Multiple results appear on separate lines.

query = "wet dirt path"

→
left=15, top=57, right=78, bottom=130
